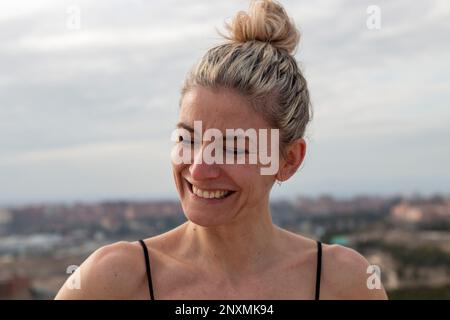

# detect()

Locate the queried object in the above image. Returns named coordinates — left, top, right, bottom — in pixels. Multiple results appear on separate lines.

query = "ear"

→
left=276, top=138, right=306, bottom=182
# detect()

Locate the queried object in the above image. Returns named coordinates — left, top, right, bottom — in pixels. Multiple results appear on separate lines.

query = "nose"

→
left=189, top=144, right=221, bottom=181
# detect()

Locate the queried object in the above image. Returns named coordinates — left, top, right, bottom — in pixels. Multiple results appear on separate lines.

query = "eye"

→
left=224, top=148, right=248, bottom=155
left=177, top=135, right=195, bottom=146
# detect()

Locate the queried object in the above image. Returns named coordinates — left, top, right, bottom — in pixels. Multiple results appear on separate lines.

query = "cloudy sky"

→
left=0, top=0, right=449, bottom=206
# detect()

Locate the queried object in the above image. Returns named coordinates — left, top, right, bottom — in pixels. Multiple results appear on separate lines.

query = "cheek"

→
left=171, top=166, right=182, bottom=193
left=171, top=145, right=189, bottom=171
left=170, top=146, right=189, bottom=192
left=170, top=144, right=182, bottom=167
left=246, top=166, right=274, bottom=195
left=228, top=164, right=265, bottom=192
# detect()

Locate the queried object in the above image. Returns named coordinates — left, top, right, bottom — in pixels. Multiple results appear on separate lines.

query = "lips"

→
left=184, top=178, right=236, bottom=200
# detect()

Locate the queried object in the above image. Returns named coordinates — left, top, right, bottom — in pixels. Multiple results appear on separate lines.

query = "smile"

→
left=185, top=179, right=236, bottom=200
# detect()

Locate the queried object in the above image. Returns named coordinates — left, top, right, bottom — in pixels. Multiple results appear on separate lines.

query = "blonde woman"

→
left=56, top=0, right=388, bottom=300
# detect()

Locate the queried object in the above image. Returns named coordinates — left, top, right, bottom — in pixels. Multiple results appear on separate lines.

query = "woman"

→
left=55, top=0, right=388, bottom=300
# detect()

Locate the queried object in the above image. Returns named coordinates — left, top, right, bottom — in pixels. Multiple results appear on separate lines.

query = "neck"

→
left=180, top=203, right=279, bottom=280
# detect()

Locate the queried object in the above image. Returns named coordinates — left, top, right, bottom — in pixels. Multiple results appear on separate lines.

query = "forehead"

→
left=179, top=86, right=269, bottom=131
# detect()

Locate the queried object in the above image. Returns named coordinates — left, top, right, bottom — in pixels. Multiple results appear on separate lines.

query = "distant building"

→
left=0, top=209, right=12, bottom=225
left=0, top=272, right=31, bottom=299
left=0, top=209, right=12, bottom=234
left=390, top=199, right=450, bottom=223
left=391, top=202, right=424, bottom=223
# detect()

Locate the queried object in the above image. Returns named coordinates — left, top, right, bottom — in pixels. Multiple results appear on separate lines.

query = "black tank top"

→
left=138, top=239, right=323, bottom=300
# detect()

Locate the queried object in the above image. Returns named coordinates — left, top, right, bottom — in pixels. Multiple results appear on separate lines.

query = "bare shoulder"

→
left=321, top=243, right=388, bottom=300
left=54, top=240, right=146, bottom=299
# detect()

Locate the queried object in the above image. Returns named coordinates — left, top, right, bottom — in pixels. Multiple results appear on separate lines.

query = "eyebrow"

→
left=175, top=122, right=250, bottom=142
left=176, top=122, right=194, bottom=132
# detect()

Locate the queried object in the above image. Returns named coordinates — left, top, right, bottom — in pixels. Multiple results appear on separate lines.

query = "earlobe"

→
left=275, top=159, right=288, bottom=182
left=276, top=173, right=283, bottom=182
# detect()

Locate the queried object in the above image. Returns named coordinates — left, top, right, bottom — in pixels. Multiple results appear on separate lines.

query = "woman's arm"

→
left=321, top=244, right=389, bottom=300
left=54, top=241, right=142, bottom=300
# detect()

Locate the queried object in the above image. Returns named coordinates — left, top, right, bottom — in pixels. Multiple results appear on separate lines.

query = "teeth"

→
left=192, top=185, right=231, bottom=199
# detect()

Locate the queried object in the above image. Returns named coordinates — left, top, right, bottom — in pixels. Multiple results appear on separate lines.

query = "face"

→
left=171, top=86, right=278, bottom=227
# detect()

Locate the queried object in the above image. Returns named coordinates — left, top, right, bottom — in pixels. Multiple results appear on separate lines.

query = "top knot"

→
left=217, top=0, right=301, bottom=55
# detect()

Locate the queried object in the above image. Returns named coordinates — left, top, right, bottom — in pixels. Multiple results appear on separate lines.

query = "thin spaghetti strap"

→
left=315, top=240, right=322, bottom=300
left=138, top=239, right=155, bottom=300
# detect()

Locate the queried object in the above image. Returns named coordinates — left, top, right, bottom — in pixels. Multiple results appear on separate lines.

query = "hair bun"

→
left=218, top=0, right=301, bottom=55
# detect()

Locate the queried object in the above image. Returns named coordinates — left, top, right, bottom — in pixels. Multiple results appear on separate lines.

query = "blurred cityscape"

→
left=1, top=194, right=450, bottom=300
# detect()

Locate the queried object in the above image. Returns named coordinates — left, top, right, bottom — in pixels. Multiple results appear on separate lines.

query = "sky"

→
left=0, top=0, right=449, bottom=206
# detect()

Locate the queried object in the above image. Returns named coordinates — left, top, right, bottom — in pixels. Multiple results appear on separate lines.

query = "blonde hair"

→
left=180, top=0, right=312, bottom=159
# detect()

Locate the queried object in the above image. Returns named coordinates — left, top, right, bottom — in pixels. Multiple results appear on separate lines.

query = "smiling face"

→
left=172, top=86, right=278, bottom=227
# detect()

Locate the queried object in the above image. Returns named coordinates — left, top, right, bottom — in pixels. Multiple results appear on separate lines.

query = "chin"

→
left=182, top=207, right=232, bottom=227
